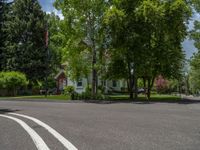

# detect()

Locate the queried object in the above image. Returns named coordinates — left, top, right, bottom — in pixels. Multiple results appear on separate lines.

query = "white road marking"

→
left=10, top=113, right=78, bottom=150
left=0, top=114, right=50, bottom=150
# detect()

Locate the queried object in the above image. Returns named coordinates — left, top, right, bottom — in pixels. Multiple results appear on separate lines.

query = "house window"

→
left=77, top=79, right=83, bottom=87
left=101, top=81, right=106, bottom=86
left=112, top=80, right=117, bottom=87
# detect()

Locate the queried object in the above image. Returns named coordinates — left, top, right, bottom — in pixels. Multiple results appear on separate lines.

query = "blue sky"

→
left=39, top=0, right=55, bottom=12
left=38, top=0, right=199, bottom=59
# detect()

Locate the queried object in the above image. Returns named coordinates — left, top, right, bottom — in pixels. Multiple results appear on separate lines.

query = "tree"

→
left=0, top=0, right=11, bottom=71
left=191, top=0, right=200, bottom=12
left=45, top=13, right=63, bottom=74
left=189, top=0, right=200, bottom=94
left=104, top=0, right=144, bottom=99
left=54, top=0, right=108, bottom=97
left=189, top=53, right=200, bottom=93
left=0, top=71, right=27, bottom=96
left=4, top=0, right=47, bottom=84
left=135, top=0, right=190, bottom=99
left=104, top=0, right=191, bottom=100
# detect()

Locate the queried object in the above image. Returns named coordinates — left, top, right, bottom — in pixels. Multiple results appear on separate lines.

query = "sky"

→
left=38, top=0, right=199, bottom=59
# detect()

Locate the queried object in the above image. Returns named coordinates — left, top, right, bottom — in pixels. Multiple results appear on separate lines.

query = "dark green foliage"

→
left=0, top=0, right=10, bottom=71
left=104, top=0, right=191, bottom=99
left=4, top=0, right=47, bottom=82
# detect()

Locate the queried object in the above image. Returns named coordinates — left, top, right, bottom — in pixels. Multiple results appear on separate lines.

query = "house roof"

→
left=54, top=69, right=66, bottom=80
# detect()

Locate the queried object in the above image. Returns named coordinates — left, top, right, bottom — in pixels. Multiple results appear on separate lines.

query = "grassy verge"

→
left=109, top=94, right=181, bottom=101
left=0, top=94, right=181, bottom=102
left=0, top=95, right=70, bottom=101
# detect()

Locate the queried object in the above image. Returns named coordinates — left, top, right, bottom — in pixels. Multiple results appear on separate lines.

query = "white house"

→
left=54, top=67, right=128, bottom=94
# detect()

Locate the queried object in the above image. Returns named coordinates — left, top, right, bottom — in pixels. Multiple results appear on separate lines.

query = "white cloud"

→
left=54, top=9, right=64, bottom=20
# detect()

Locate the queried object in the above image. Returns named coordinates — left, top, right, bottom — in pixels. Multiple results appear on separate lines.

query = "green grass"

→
left=109, top=94, right=181, bottom=101
left=0, top=95, right=70, bottom=101
left=0, top=94, right=181, bottom=102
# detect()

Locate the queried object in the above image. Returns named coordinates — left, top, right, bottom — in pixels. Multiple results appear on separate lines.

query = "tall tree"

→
left=189, top=53, right=200, bottom=93
left=189, top=1, right=200, bottom=93
left=4, top=0, right=47, bottom=84
left=105, top=0, right=191, bottom=99
left=45, top=13, right=63, bottom=74
left=135, top=0, right=190, bottom=99
left=0, top=0, right=10, bottom=71
left=54, top=0, right=108, bottom=97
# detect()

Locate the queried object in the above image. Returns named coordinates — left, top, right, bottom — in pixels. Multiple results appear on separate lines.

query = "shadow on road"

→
left=0, top=109, right=20, bottom=114
left=83, top=98, right=200, bottom=105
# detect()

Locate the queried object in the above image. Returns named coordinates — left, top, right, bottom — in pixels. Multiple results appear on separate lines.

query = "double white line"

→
left=0, top=113, right=78, bottom=150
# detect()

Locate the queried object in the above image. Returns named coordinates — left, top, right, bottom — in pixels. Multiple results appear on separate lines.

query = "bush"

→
left=0, top=71, right=28, bottom=96
left=64, top=86, right=75, bottom=94
left=73, top=92, right=109, bottom=101
left=64, top=86, right=75, bottom=99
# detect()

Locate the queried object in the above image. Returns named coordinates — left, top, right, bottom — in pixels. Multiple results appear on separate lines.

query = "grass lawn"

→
left=0, top=95, right=70, bottom=101
left=0, top=94, right=181, bottom=102
left=109, top=94, right=181, bottom=101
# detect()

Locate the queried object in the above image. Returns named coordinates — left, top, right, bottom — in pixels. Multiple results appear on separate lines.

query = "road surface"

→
left=0, top=99, right=200, bottom=150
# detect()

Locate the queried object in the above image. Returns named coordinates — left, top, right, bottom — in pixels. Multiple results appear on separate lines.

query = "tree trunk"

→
left=92, top=46, right=97, bottom=98
left=134, top=76, right=138, bottom=100
left=129, top=76, right=134, bottom=100
left=147, top=78, right=151, bottom=100
left=147, top=76, right=155, bottom=100
left=143, top=77, right=147, bottom=98
left=127, top=79, right=130, bottom=92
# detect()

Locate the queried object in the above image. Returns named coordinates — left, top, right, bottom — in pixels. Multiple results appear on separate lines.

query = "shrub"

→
left=64, top=86, right=75, bottom=94
left=64, top=86, right=75, bottom=99
left=0, top=71, right=28, bottom=96
left=73, top=92, right=109, bottom=101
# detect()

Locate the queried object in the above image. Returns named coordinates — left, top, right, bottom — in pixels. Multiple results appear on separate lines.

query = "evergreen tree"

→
left=0, top=0, right=10, bottom=71
left=4, top=0, right=47, bottom=83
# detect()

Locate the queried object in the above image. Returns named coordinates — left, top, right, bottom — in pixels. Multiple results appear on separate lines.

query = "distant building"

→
left=54, top=69, right=67, bottom=94
left=54, top=64, right=128, bottom=94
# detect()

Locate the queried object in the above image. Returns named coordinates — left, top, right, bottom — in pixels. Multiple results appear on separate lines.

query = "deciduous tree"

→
left=54, top=0, right=108, bottom=96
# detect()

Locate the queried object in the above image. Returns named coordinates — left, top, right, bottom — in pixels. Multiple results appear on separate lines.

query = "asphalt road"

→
left=0, top=99, right=200, bottom=150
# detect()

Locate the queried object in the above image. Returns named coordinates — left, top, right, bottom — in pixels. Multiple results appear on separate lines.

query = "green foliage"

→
left=3, top=0, right=47, bottom=82
left=64, top=85, right=75, bottom=95
left=54, top=0, right=109, bottom=95
left=192, top=0, right=200, bottom=12
left=45, top=13, right=63, bottom=74
left=0, top=71, right=27, bottom=96
left=189, top=53, right=200, bottom=93
left=190, top=4, right=200, bottom=94
left=0, top=0, right=11, bottom=71
left=104, top=0, right=191, bottom=99
left=74, top=92, right=108, bottom=100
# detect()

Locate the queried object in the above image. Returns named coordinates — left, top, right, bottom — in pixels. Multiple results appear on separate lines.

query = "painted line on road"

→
left=0, top=114, right=50, bottom=150
left=10, top=113, right=78, bottom=150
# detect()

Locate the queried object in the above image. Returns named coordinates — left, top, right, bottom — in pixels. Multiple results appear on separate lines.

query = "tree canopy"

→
left=3, top=0, right=48, bottom=83
left=189, top=1, right=200, bottom=93
left=104, top=0, right=191, bottom=99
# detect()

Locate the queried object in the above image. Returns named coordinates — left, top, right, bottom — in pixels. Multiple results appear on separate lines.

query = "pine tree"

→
left=0, top=0, right=9, bottom=71
left=5, top=0, right=47, bottom=83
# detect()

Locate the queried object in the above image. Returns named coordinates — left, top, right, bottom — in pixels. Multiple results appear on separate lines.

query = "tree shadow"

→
left=83, top=98, right=200, bottom=105
left=0, top=109, right=20, bottom=114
